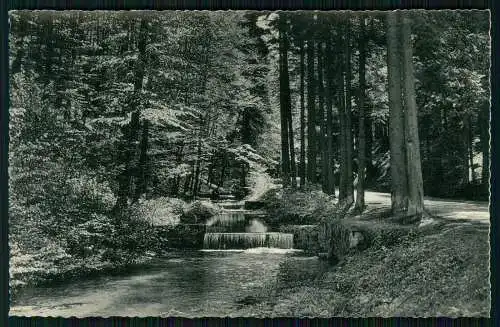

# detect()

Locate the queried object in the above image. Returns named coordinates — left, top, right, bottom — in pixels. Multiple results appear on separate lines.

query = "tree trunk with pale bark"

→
left=401, top=13, right=424, bottom=217
left=355, top=16, right=367, bottom=212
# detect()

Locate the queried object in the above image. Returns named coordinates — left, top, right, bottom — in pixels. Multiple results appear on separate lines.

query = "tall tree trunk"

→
left=325, top=39, right=336, bottom=196
left=365, top=104, right=373, bottom=185
left=355, top=16, right=367, bottom=212
left=183, top=173, right=192, bottom=197
left=134, top=119, right=149, bottom=201
left=365, top=16, right=375, bottom=186
left=279, top=21, right=291, bottom=187
left=115, top=18, right=148, bottom=212
left=299, top=39, right=307, bottom=189
left=197, top=169, right=204, bottom=196
left=283, top=29, right=297, bottom=189
left=344, top=20, right=354, bottom=206
left=172, top=176, right=180, bottom=196
left=219, top=151, right=228, bottom=189
left=317, top=41, right=328, bottom=193
left=188, top=161, right=196, bottom=196
left=207, top=152, right=216, bottom=188
left=387, top=11, right=408, bottom=215
left=401, top=13, right=424, bottom=217
left=306, top=39, right=317, bottom=183
left=468, top=114, right=475, bottom=182
left=338, top=47, right=347, bottom=201
left=171, top=143, right=184, bottom=196
left=462, top=116, right=471, bottom=184
left=116, top=110, right=141, bottom=209
left=192, top=49, right=212, bottom=197
left=241, top=163, right=248, bottom=188
left=288, top=114, right=297, bottom=188
left=192, top=132, right=203, bottom=198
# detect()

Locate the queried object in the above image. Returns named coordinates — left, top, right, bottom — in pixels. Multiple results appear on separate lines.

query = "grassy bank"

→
left=9, top=243, right=155, bottom=299
left=242, top=188, right=490, bottom=317
left=269, top=220, right=489, bottom=317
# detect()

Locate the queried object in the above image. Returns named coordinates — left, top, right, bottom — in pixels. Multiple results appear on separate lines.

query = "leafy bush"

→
left=181, top=200, right=221, bottom=224
left=261, top=187, right=336, bottom=227
left=9, top=239, right=73, bottom=289
left=130, top=197, right=185, bottom=226
left=9, top=171, right=157, bottom=290
left=42, top=173, right=116, bottom=225
left=65, top=213, right=115, bottom=257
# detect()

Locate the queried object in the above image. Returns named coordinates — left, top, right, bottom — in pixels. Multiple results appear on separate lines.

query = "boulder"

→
left=349, top=231, right=365, bottom=248
left=181, top=200, right=221, bottom=224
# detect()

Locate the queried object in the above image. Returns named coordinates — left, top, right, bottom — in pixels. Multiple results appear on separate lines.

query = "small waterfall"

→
left=203, top=232, right=294, bottom=250
left=267, top=233, right=294, bottom=249
left=203, top=201, right=295, bottom=250
left=219, top=201, right=244, bottom=210
left=206, top=213, right=246, bottom=226
left=206, top=213, right=246, bottom=233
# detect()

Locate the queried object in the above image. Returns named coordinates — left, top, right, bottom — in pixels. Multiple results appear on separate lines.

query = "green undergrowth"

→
left=10, top=195, right=223, bottom=297
left=9, top=196, right=191, bottom=297
left=239, top=189, right=490, bottom=317
left=259, top=218, right=490, bottom=317
left=260, top=186, right=337, bottom=227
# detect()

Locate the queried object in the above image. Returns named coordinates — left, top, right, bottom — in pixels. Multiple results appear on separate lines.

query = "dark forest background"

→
left=8, top=10, right=489, bottom=290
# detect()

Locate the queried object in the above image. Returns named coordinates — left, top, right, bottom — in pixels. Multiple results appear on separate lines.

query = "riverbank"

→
left=10, top=185, right=490, bottom=317
left=254, top=219, right=489, bottom=317
left=239, top=188, right=491, bottom=317
left=9, top=197, right=220, bottom=297
left=10, top=249, right=301, bottom=317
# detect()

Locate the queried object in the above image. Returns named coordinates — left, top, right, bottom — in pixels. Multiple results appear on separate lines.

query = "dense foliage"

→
left=258, top=11, right=489, bottom=202
left=8, top=10, right=489, bottom=289
left=8, top=11, right=272, bottom=289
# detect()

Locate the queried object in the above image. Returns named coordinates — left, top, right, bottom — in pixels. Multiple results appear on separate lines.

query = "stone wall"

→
left=280, top=221, right=367, bottom=260
left=279, top=225, right=321, bottom=254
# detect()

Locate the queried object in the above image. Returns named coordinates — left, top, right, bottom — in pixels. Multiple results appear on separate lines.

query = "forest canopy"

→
left=8, top=10, right=490, bottom=289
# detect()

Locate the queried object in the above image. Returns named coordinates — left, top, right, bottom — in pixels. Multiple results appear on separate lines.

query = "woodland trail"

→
left=362, top=190, right=489, bottom=223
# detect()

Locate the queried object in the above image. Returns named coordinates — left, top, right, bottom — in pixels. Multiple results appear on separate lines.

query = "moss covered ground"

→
left=240, top=188, right=491, bottom=317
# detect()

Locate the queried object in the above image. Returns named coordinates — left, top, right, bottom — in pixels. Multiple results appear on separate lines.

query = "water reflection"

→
left=10, top=202, right=332, bottom=317
left=246, top=219, right=267, bottom=233
left=274, top=256, right=329, bottom=291
left=12, top=250, right=326, bottom=317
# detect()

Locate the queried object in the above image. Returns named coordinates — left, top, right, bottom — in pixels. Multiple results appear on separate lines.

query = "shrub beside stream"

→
left=9, top=195, right=221, bottom=296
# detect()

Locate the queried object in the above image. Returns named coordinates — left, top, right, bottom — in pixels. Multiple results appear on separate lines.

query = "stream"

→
left=10, top=202, right=327, bottom=317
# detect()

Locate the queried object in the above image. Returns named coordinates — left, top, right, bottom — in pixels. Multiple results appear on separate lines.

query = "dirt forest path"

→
left=263, top=177, right=489, bottom=224
left=363, top=190, right=490, bottom=223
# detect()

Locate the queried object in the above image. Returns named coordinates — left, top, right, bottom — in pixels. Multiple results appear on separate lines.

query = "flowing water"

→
left=204, top=208, right=294, bottom=249
left=10, top=204, right=325, bottom=317
left=204, top=232, right=294, bottom=249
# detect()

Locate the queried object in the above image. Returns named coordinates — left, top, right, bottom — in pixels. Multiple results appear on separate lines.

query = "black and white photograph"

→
left=8, top=10, right=491, bottom=317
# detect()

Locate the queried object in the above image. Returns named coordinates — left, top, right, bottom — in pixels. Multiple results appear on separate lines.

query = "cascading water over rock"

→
left=203, top=205, right=295, bottom=250
left=206, top=212, right=247, bottom=233
left=203, top=232, right=294, bottom=249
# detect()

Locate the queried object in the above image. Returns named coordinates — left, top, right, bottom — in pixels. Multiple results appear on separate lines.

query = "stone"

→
left=181, top=200, right=221, bottom=224
left=349, top=231, right=365, bottom=248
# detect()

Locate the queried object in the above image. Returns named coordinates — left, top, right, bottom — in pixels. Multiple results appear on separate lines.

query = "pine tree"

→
left=355, top=15, right=367, bottom=212
left=387, top=11, right=409, bottom=214
left=278, top=16, right=292, bottom=187
left=306, top=39, right=317, bottom=184
left=401, top=13, right=424, bottom=217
